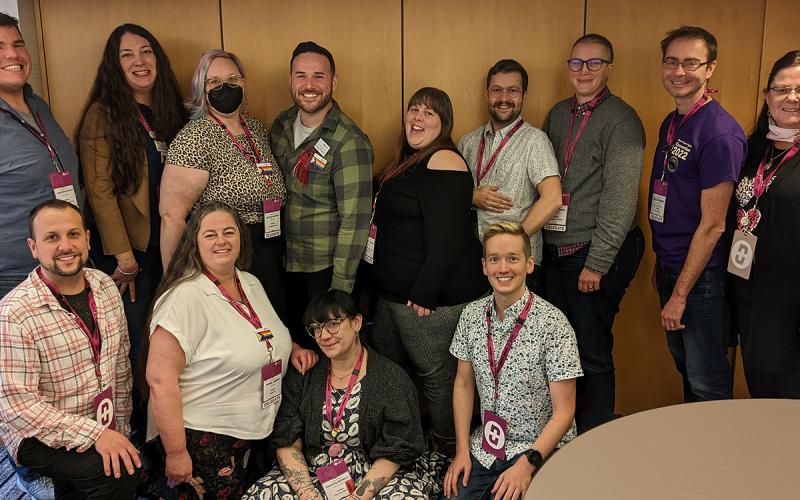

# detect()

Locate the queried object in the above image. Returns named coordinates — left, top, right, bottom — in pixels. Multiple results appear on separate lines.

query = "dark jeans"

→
left=285, top=266, right=334, bottom=350
left=656, top=264, right=732, bottom=402
left=455, top=453, right=524, bottom=499
left=17, top=438, right=137, bottom=499
left=543, top=227, right=644, bottom=433
left=246, top=224, right=289, bottom=328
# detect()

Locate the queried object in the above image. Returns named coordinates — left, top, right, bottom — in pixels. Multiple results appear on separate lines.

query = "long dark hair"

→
left=77, top=24, right=187, bottom=195
left=752, top=50, right=800, bottom=139
left=136, top=202, right=252, bottom=399
left=378, top=87, right=455, bottom=182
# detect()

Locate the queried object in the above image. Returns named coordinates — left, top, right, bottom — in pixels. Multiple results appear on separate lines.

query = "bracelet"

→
left=116, top=265, right=139, bottom=276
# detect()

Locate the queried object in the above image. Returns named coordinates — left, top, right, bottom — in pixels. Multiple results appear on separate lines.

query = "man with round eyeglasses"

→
left=648, top=26, right=745, bottom=403
left=458, top=59, right=562, bottom=293
left=542, top=33, right=645, bottom=434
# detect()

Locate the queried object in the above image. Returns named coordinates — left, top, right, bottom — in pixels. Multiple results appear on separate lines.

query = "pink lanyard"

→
left=325, top=346, right=365, bottom=433
left=209, top=114, right=262, bottom=165
left=37, top=268, right=102, bottom=379
left=563, top=90, right=608, bottom=176
left=1, top=109, right=62, bottom=172
left=661, top=95, right=710, bottom=177
left=475, top=119, right=524, bottom=186
left=753, top=144, right=799, bottom=198
left=485, top=292, right=534, bottom=402
left=203, top=270, right=262, bottom=329
left=138, top=112, right=160, bottom=141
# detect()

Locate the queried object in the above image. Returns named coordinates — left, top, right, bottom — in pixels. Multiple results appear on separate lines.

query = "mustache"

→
left=493, top=101, right=515, bottom=109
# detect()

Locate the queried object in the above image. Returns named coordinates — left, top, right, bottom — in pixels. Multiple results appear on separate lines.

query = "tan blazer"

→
left=79, top=103, right=152, bottom=255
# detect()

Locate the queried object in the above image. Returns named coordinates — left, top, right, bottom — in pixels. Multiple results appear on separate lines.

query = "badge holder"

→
left=727, top=230, right=757, bottom=280
left=481, top=409, right=508, bottom=460
left=544, top=192, right=570, bottom=232
left=650, top=179, right=668, bottom=223
left=263, top=199, right=281, bottom=239
left=49, top=171, right=79, bottom=207
left=317, top=459, right=355, bottom=500
left=362, top=224, right=377, bottom=264
left=93, top=386, right=117, bottom=430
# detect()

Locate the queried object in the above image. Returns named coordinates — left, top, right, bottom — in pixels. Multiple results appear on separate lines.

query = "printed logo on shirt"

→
left=670, top=139, right=693, bottom=162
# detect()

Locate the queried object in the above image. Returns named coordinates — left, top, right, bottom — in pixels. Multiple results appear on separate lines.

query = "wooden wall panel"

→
left=37, top=0, right=221, bottom=142
left=587, top=0, right=765, bottom=413
left=221, top=0, right=402, bottom=172
left=403, top=0, right=584, bottom=141
left=758, top=0, right=800, bottom=123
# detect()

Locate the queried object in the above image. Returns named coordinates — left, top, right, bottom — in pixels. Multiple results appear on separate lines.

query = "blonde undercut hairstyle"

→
left=482, top=221, right=531, bottom=260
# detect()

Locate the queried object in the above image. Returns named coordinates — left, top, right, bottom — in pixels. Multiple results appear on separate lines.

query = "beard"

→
left=42, top=252, right=87, bottom=278
left=293, top=88, right=333, bottom=115
left=489, top=101, right=522, bottom=128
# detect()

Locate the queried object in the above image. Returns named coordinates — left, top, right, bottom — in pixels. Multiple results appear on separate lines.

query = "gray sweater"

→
left=542, top=94, right=644, bottom=274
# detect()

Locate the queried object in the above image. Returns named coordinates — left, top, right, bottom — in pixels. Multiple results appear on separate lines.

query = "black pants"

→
left=285, top=266, right=334, bottom=349
left=17, top=438, right=137, bottom=499
left=246, top=224, right=289, bottom=327
left=543, top=227, right=644, bottom=433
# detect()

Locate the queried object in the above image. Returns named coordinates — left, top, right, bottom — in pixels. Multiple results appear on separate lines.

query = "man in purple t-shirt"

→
left=648, top=26, right=745, bottom=402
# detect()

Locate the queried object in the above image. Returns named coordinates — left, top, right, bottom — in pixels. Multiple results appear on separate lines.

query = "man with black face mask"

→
left=270, top=41, right=373, bottom=349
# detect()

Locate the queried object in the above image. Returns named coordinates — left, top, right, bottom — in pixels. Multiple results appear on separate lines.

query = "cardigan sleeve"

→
left=407, top=168, right=474, bottom=309
left=267, top=366, right=306, bottom=449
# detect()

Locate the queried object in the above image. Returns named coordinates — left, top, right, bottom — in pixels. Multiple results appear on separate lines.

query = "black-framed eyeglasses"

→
left=305, top=317, right=345, bottom=338
left=488, top=86, right=523, bottom=98
left=567, top=58, right=610, bottom=72
left=768, top=86, right=800, bottom=98
left=205, top=74, right=243, bottom=91
left=662, top=58, right=709, bottom=72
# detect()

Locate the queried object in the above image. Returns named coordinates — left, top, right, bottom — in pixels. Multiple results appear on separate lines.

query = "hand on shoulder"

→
left=427, top=149, right=468, bottom=172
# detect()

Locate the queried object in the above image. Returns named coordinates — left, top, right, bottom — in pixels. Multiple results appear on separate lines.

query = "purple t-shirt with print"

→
left=649, top=99, right=746, bottom=269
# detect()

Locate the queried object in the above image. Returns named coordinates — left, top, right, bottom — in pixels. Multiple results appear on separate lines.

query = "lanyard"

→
left=661, top=95, right=710, bottom=178
left=753, top=144, right=799, bottom=198
left=486, top=291, right=534, bottom=402
left=138, top=112, right=160, bottom=141
left=475, top=119, right=524, bottom=186
left=325, top=346, right=365, bottom=434
left=1, top=108, right=63, bottom=172
left=36, top=268, right=102, bottom=379
left=203, top=270, right=262, bottom=330
left=209, top=113, right=262, bottom=165
left=563, top=90, right=608, bottom=176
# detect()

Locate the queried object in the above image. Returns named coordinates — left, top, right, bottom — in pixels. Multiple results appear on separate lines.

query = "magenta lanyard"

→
left=1, top=109, right=62, bottom=172
left=36, top=268, right=102, bottom=379
left=325, top=346, right=365, bottom=432
left=563, top=91, right=606, bottom=176
left=753, top=144, right=799, bottom=198
left=661, top=95, right=710, bottom=177
left=138, top=112, right=160, bottom=141
left=486, top=292, right=534, bottom=402
left=475, top=119, right=524, bottom=186
left=209, top=113, right=262, bottom=165
left=203, top=270, right=262, bottom=330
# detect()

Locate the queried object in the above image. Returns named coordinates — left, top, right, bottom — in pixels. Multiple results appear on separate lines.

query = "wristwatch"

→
left=523, top=448, right=544, bottom=470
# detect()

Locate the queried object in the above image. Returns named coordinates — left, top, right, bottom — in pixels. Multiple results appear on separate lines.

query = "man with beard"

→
left=542, top=34, right=645, bottom=434
left=0, top=200, right=138, bottom=498
left=458, top=59, right=561, bottom=292
left=270, top=41, right=373, bottom=348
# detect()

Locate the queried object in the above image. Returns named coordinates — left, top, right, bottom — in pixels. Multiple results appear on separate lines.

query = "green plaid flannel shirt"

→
left=270, top=101, right=373, bottom=292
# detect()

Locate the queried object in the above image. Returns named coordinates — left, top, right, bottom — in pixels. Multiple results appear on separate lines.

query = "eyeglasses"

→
left=567, top=58, right=610, bottom=72
left=662, top=58, right=709, bottom=72
left=768, top=86, right=800, bottom=98
left=488, top=86, right=523, bottom=98
left=305, top=317, right=345, bottom=338
left=205, top=74, right=243, bottom=91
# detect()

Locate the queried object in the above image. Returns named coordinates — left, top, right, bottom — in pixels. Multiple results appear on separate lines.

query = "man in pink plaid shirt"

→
left=0, top=199, right=138, bottom=498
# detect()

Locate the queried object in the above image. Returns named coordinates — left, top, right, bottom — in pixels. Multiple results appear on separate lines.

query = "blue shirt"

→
left=0, top=84, right=81, bottom=276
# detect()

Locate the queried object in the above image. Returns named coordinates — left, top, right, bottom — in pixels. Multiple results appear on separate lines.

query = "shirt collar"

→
left=483, top=115, right=523, bottom=140
left=27, top=266, right=100, bottom=311
left=571, top=86, right=611, bottom=115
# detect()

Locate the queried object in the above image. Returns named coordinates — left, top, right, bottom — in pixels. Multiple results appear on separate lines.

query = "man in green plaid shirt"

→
left=271, top=41, right=373, bottom=347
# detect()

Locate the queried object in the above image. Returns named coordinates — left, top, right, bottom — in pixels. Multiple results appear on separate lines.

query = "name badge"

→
left=481, top=410, right=507, bottom=460
left=154, top=140, right=168, bottom=153
left=544, top=192, right=570, bottom=232
left=317, top=459, right=355, bottom=500
left=263, top=199, right=281, bottom=239
left=49, top=172, right=79, bottom=207
left=93, top=386, right=117, bottom=430
left=649, top=180, right=668, bottom=223
left=314, top=138, right=331, bottom=157
left=727, top=230, right=757, bottom=280
left=362, top=224, right=377, bottom=264
left=261, top=360, right=282, bottom=409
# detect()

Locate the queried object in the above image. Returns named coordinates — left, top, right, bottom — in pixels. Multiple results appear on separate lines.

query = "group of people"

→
left=0, top=10, right=798, bottom=500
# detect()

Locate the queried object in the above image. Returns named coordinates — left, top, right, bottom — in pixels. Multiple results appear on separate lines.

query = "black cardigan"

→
left=373, top=149, right=488, bottom=309
left=268, top=348, right=425, bottom=467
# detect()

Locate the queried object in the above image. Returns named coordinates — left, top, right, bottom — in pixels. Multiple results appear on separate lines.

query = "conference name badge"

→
left=261, top=359, right=282, bottom=408
left=49, top=171, right=79, bottom=207
left=481, top=409, right=507, bottom=460
left=317, top=459, right=355, bottom=500
left=263, top=199, right=281, bottom=239
left=544, top=192, right=570, bottom=232
left=649, top=180, right=668, bottom=223
left=362, top=224, right=377, bottom=264
left=93, top=386, right=117, bottom=430
left=727, top=230, right=757, bottom=280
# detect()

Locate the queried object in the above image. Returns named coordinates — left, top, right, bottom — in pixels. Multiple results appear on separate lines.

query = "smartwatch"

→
left=523, top=448, right=544, bottom=469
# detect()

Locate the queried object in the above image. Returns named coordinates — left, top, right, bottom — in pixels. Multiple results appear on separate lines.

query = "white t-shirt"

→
left=146, top=270, right=292, bottom=441
left=293, top=113, right=316, bottom=148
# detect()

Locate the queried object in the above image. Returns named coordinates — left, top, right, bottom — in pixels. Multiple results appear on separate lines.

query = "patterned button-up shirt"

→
left=0, top=267, right=132, bottom=462
left=450, top=291, right=583, bottom=468
left=271, top=101, right=373, bottom=292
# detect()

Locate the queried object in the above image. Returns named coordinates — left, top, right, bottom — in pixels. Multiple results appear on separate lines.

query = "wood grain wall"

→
left=32, top=0, right=797, bottom=415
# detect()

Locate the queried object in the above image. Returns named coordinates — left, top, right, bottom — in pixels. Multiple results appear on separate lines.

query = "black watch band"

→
left=524, top=449, right=544, bottom=469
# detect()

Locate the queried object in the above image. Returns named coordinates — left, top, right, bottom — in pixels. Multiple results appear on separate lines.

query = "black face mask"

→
left=207, top=83, right=243, bottom=114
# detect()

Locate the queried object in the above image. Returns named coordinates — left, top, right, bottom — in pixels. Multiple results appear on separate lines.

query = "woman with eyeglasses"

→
left=243, top=289, right=446, bottom=500
left=145, top=202, right=317, bottom=499
left=159, top=49, right=294, bottom=334
left=730, top=50, right=800, bottom=398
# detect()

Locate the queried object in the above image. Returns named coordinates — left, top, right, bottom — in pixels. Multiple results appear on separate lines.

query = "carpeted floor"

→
left=0, top=447, right=32, bottom=500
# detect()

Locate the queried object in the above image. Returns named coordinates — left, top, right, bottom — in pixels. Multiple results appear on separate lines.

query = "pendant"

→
left=331, top=428, right=339, bottom=438
left=737, top=207, right=761, bottom=232
left=328, top=443, right=344, bottom=458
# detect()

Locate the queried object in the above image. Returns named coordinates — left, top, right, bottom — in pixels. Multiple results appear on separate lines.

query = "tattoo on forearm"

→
left=355, top=477, right=389, bottom=496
